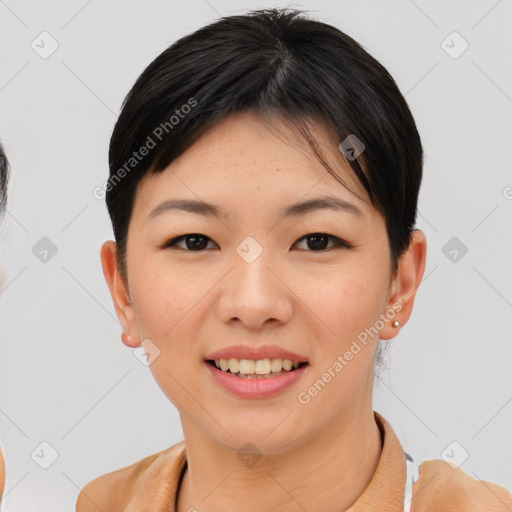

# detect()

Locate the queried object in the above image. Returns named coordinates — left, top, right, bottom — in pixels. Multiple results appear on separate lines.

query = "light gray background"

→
left=1, top=0, right=511, bottom=510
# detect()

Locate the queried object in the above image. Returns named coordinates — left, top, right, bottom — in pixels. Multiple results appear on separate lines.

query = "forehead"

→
left=134, top=110, right=370, bottom=216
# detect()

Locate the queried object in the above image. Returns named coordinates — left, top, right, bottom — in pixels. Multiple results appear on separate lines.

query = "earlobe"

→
left=379, top=229, right=427, bottom=340
left=100, top=240, right=141, bottom=348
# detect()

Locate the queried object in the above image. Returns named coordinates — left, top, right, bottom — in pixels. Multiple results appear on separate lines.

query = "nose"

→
left=217, top=245, right=293, bottom=330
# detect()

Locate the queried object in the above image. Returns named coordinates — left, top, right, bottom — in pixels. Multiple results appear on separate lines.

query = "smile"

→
left=204, top=358, right=309, bottom=398
left=208, top=358, right=307, bottom=378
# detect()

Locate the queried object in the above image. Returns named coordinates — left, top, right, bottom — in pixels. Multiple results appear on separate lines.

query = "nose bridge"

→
left=218, top=235, right=292, bottom=327
left=235, top=235, right=266, bottom=267
left=233, top=234, right=276, bottom=294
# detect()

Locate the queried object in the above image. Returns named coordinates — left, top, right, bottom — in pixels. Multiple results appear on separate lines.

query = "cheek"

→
left=129, top=269, right=203, bottom=405
left=296, top=270, right=385, bottom=421
left=303, top=264, right=388, bottom=349
left=130, top=267, right=196, bottom=348
left=129, top=259, right=223, bottom=368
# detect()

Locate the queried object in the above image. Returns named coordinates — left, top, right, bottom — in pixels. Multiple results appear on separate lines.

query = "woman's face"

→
left=105, top=110, right=405, bottom=453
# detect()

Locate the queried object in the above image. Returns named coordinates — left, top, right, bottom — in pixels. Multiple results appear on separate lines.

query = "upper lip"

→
left=205, top=345, right=308, bottom=362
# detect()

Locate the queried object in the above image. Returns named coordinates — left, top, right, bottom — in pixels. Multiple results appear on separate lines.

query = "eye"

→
left=160, top=233, right=352, bottom=252
left=161, top=233, right=216, bottom=251
left=294, top=233, right=352, bottom=252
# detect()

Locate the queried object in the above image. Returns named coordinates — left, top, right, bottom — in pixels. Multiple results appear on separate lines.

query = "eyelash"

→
left=160, top=233, right=353, bottom=252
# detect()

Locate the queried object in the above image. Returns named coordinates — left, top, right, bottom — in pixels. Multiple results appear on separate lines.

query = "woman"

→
left=0, top=141, right=10, bottom=503
left=76, top=8, right=511, bottom=511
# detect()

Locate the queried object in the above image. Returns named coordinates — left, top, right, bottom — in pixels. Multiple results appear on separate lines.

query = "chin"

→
left=216, top=417, right=306, bottom=454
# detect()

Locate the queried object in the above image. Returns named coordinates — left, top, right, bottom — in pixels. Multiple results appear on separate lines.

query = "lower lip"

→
left=204, top=361, right=308, bottom=399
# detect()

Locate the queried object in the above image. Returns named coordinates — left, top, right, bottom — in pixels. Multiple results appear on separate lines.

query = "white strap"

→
left=403, top=452, right=419, bottom=512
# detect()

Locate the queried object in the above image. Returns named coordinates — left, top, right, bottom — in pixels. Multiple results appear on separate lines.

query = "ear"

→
left=379, top=229, right=427, bottom=340
left=100, top=240, right=141, bottom=347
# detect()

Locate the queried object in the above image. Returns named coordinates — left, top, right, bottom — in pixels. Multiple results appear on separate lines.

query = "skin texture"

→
left=101, top=110, right=427, bottom=512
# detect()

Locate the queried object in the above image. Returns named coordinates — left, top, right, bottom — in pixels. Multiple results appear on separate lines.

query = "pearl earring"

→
left=392, top=321, right=400, bottom=328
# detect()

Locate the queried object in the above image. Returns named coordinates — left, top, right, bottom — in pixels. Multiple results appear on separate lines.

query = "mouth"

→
left=205, top=358, right=309, bottom=379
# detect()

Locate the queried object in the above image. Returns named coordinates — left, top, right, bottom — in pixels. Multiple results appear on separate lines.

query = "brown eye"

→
left=294, top=233, right=351, bottom=252
left=162, top=234, right=216, bottom=251
left=161, top=232, right=352, bottom=252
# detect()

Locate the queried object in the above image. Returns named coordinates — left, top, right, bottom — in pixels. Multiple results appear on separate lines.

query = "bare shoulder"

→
left=412, top=459, right=512, bottom=512
left=75, top=442, right=186, bottom=511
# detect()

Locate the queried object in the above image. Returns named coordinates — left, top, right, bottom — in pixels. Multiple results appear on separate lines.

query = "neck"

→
left=176, top=406, right=382, bottom=512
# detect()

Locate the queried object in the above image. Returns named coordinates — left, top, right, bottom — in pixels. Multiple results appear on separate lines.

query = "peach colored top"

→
left=75, top=412, right=512, bottom=511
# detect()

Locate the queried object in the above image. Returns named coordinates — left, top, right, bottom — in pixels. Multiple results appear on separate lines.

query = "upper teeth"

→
left=215, top=358, right=300, bottom=375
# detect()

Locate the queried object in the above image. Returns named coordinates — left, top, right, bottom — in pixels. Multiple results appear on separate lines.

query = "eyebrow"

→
left=148, top=195, right=364, bottom=221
